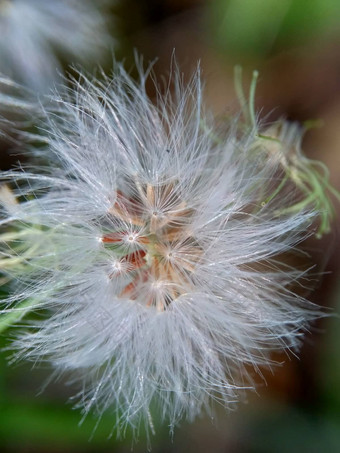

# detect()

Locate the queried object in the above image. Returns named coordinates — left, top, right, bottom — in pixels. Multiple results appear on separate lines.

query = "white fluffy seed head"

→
left=0, top=61, right=324, bottom=437
left=0, top=0, right=112, bottom=92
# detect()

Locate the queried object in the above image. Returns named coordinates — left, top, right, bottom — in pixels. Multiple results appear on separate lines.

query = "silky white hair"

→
left=0, top=0, right=112, bottom=92
left=0, top=61, right=321, bottom=437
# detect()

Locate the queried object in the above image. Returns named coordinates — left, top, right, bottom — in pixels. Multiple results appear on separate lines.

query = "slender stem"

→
left=249, top=70, right=259, bottom=128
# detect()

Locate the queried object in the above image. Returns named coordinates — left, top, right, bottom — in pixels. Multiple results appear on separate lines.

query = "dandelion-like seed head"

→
left=0, top=0, right=112, bottom=91
left=0, top=60, right=337, bottom=438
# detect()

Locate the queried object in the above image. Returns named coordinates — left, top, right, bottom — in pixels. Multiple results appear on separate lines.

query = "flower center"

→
left=101, top=182, right=201, bottom=311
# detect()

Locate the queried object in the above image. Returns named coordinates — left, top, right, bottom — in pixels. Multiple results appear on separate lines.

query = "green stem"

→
left=249, top=70, right=259, bottom=128
left=234, top=66, right=249, bottom=124
left=262, top=174, right=288, bottom=206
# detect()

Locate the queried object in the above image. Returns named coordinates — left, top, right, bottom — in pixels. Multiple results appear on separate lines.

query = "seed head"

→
left=0, top=61, right=332, bottom=437
left=0, top=0, right=112, bottom=91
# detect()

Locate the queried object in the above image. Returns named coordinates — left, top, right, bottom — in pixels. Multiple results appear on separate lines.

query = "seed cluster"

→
left=101, top=181, right=202, bottom=311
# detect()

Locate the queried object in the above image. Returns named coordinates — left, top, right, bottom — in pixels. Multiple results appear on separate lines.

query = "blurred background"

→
left=0, top=0, right=340, bottom=451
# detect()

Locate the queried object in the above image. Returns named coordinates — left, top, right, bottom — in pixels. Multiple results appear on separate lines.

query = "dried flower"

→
left=0, top=0, right=112, bottom=92
left=0, top=62, right=336, bottom=437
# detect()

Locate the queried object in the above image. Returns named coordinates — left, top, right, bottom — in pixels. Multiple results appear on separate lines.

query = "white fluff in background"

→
left=0, top=0, right=112, bottom=92
left=0, top=62, right=321, bottom=437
